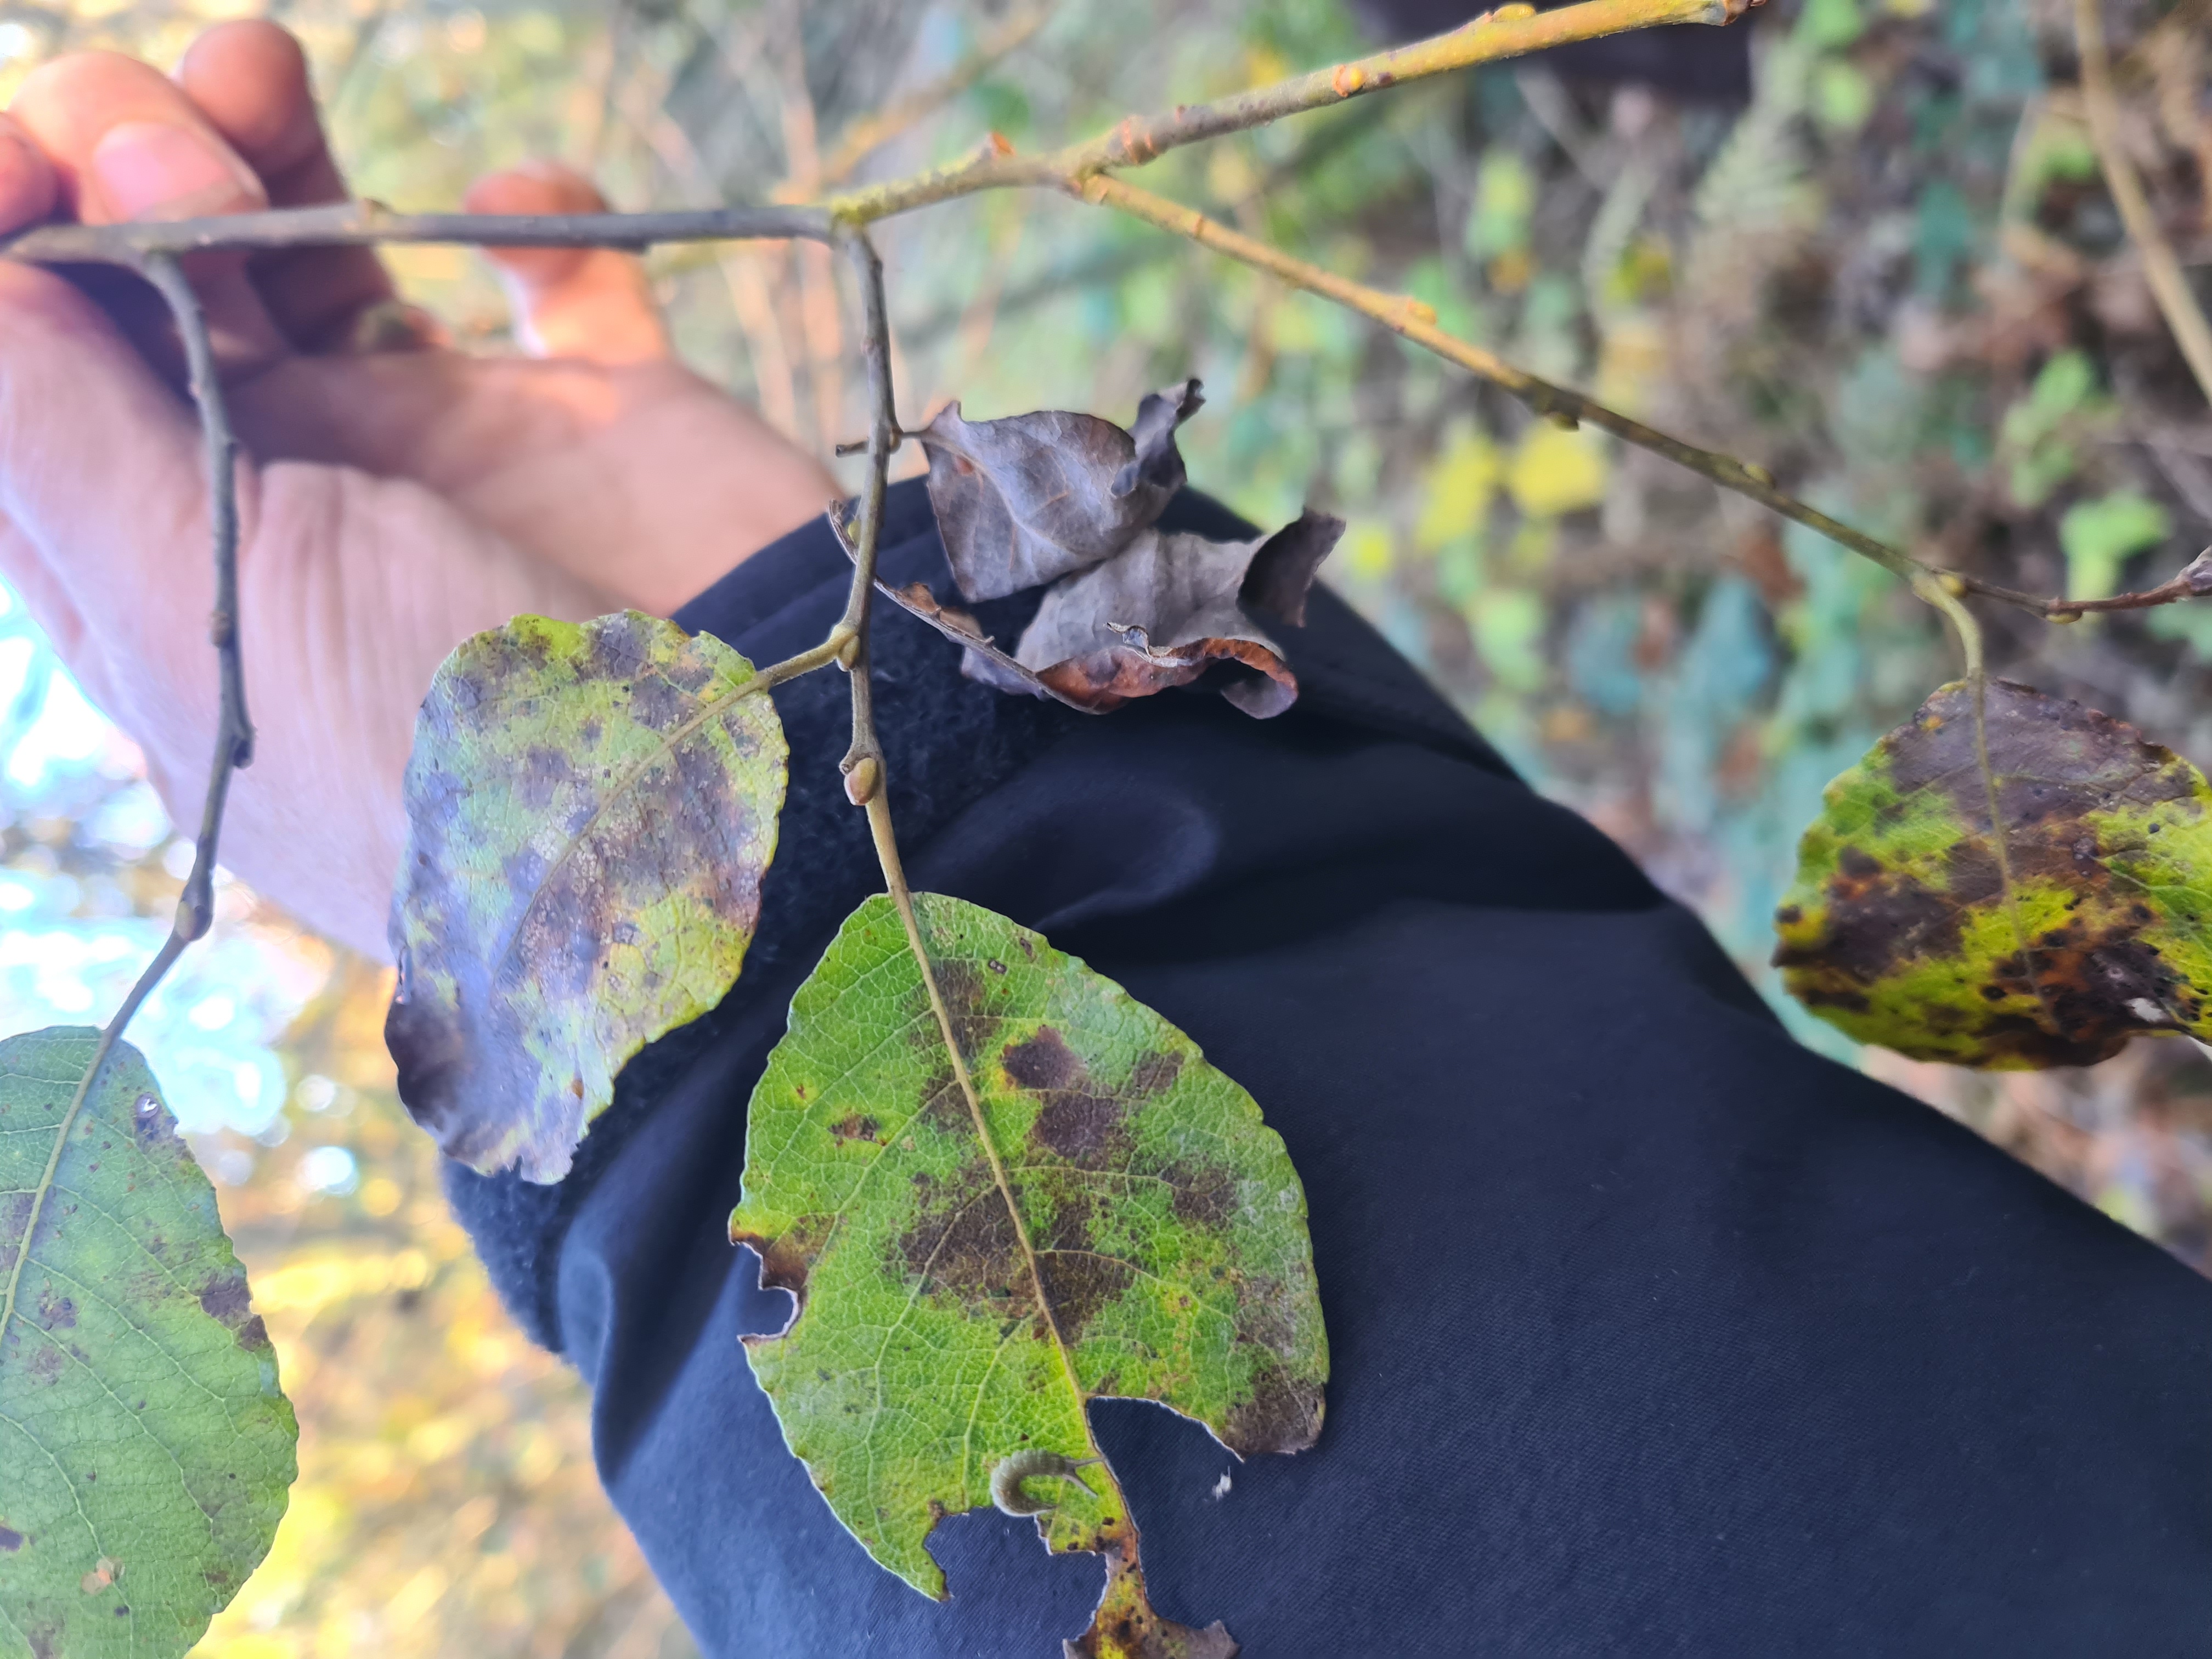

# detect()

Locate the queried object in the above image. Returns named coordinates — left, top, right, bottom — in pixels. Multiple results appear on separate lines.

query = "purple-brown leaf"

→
left=1001, top=510, right=1344, bottom=718
left=919, top=380, right=1203, bottom=601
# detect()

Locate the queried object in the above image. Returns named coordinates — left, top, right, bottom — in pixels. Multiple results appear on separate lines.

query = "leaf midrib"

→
left=0, top=1041, right=101, bottom=1377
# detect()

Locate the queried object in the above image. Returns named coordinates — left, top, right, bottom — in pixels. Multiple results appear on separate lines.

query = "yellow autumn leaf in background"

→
left=1415, top=426, right=1502, bottom=551
left=1508, top=424, right=1611, bottom=517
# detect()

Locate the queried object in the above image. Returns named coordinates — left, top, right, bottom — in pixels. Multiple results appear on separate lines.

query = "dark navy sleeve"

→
left=443, top=479, right=2212, bottom=1657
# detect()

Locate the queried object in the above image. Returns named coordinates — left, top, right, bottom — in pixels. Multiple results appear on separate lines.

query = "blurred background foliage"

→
left=4, top=0, right=2212, bottom=1650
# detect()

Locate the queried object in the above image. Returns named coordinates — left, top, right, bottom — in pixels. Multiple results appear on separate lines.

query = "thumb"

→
left=464, top=161, right=670, bottom=366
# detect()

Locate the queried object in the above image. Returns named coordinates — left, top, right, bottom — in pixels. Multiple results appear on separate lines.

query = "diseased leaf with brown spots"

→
left=1007, top=511, right=1344, bottom=718
left=731, top=894, right=1323, bottom=1654
left=0, top=1030, right=296, bottom=1658
left=920, top=380, right=1203, bottom=602
left=386, top=611, right=787, bottom=1182
left=1775, top=679, right=2212, bottom=1065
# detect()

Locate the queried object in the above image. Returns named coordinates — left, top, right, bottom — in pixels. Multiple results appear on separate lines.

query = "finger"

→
left=176, top=21, right=399, bottom=353
left=464, top=162, right=670, bottom=365
left=8, top=48, right=288, bottom=376
left=0, top=111, right=58, bottom=231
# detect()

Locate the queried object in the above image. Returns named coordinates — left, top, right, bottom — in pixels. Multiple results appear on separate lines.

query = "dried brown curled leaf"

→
left=919, top=379, right=1203, bottom=601
left=1008, top=510, right=1345, bottom=718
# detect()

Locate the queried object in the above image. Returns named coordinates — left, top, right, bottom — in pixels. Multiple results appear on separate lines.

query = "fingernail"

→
left=89, top=122, right=262, bottom=223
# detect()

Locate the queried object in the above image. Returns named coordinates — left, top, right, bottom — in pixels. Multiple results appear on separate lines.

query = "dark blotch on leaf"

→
left=1005, top=1030, right=1131, bottom=1167
left=1222, top=1357, right=1325, bottom=1457
left=1779, top=679, right=2212, bottom=1064
left=898, top=1176, right=1027, bottom=1305
left=736, top=1215, right=831, bottom=1310
left=1165, top=1161, right=1237, bottom=1231
left=1128, top=1051, right=1182, bottom=1096
left=1773, top=870, right=1960, bottom=984
left=1003, top=1028, right=1083, bottom=1093
left=197, top=1274, right=251, bottom=1329
left=1036, top=1240, right=1135, bottom=1344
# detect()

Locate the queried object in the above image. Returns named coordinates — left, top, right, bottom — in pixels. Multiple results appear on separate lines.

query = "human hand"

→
left=0, top=20, right=837, bottom=960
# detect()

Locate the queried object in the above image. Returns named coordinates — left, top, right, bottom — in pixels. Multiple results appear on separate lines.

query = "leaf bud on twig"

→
left=844, top=754, right=882, bottom=805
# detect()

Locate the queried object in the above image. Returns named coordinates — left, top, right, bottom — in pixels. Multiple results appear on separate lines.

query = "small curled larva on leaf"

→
left=990, top=1451, right=1101, bottom=1516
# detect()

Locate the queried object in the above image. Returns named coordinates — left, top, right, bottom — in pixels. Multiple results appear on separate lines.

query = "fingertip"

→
left=176, top=21, right=317, bottom=174
left=0, top=114, right=58, bottom=233
left=463, top=162, right=604, bottom=284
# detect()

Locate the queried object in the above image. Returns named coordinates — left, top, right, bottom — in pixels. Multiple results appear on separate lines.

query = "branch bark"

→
left=25, top=251, right=259, bottom=1188
left=2074, top=0, right=2212, bottom=408
left=818, top=0, right=1746, bottom=223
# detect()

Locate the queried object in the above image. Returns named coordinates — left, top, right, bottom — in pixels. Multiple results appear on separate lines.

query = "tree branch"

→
left=36, top=252, right=259, bottom=1158
left=2074, top=0, right=2212, bottom=407
left=817, top=0, right=1748, bottom=223
left=3, top=199, right=828, bottom=265
left=6, top=0, right=2189, bottom=641
left=1075, top=174, right=2212, bottom=623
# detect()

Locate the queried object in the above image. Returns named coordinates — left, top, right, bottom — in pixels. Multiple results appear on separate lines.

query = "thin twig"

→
left=1914, top=574, right=2055, bottom=1037
left=0, top=253, right=259, bottom=1345
left=1077, top=174, right=2212, bottom=624
left=2075, top=0, right=2212, bottom=407
left=836, top=222, right=1118, bottom=1523
left=3, top=200, right=828, bottom=264
left=3, top=0, right=2193, bottom=637
left=818, top=0, right=1748, bottom=223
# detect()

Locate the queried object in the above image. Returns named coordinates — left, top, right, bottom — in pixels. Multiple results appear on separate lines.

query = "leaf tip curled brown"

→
left=1776, top=678, right=2212, bottom=1065
left=1013, top=510, right=1344, bottom=719
left=387, top=611, right=787, bottom=1182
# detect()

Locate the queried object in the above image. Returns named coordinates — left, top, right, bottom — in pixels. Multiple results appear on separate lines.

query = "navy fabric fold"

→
left=443, top=478, right=2212, bottom=1656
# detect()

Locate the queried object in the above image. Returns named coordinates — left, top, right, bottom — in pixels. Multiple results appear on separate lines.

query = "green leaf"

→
left=387, top=611, right=788, bottom=1182
left=0, top=1030, right=295, bottom=1658
left=731, top=893, right=1324, bottom=1641
left=1774, top=680, right=2212, bottom=1066
left=2059, top=492, right=2171, bottom=603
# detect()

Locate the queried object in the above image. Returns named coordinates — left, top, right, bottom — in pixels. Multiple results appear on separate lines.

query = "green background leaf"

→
left=730, top=893, right=1325, bottom=1599
left=0, top=1030, right=295, bottom=1658
left=386, top=611, right=788, bottom=1182
left=1775, top=680, right=2212, bottom=1065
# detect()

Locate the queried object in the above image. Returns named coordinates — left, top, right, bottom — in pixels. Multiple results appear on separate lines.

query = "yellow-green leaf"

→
left=731, top=893, right=1323, bottom=1642
left=1506, top=424, right=1609, bottom=517
left=387, top=611, right=787, bottom=1182
left=1, top=1030, right=295, bottom=1658
left=1775, top=680, right=2212, bottom=1065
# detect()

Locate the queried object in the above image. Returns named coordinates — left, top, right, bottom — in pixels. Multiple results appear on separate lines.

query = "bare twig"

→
left=1076, top=175, right=2212, bottom=624
left=5, top=0, right=2195, bottom=641
left=0, top=252, right=258, bottom=1345
left=819, top=0, right=1748, bottom=223
left=2074, top=0, right=2212, bottom=405
left=1914, top=573, right=2058, bottom=1038
left=4, top=199, right=828, bottom=263
left=828, top=218, right=1177, bottom=1652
